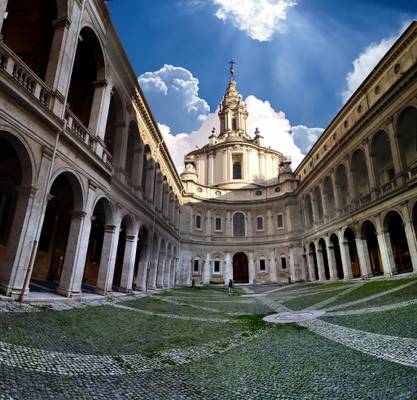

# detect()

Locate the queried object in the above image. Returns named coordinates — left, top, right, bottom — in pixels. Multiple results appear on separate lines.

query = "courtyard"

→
left=0, top=277, right=416, bottom=399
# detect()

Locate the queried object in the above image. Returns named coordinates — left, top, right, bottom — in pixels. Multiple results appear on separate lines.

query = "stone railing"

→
left=0, top=41, right=51, bottom=108
left=65, top=109, right=96, bottom=150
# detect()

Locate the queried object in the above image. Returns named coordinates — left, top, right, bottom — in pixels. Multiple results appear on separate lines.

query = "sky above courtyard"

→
left=107, top=0, right=417, bottom=170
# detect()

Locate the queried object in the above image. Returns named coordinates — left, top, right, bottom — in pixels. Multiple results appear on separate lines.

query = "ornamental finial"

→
left=228, top=59, right=236, bottom=79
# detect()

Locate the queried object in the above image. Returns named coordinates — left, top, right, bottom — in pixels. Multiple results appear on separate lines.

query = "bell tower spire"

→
left=218, top=60, right=249, bottom=140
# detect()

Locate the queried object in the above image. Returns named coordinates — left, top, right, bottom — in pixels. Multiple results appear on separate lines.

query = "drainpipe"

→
left=19, top=0, right=87, bottom=302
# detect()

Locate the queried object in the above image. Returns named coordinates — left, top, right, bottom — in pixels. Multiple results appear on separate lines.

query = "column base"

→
left=95, top=287, right=112, bottom=296
left=118, top=287, right=133, bottom=294
left=57, top=287, right=81, bottom=299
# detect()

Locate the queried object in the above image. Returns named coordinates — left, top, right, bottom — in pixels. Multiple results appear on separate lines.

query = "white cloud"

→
left=213, top=0, right=297, bottom=41
left=139, top=64, right=210, bottom=132
left=341, top=22, right=412, bottom=103
left=161, top=94, right=321, bottom=172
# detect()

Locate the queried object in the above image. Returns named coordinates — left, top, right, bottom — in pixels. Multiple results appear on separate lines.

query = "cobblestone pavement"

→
left=0, top=279, right=416, bottom=399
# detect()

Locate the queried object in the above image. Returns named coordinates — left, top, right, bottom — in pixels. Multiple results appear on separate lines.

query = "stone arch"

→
left=83, top=197, right=113, bottom=290
left=371, top=130, right=394, bottom=187
left=383, top=210, right=413, bottom=274
left=335, top=164, right=349, bottom=207
left=233, top=252, right=249, bottom=283
left=0, top=131, right=35, bottom=290
left=232, top=211, right=246, bottom=237
left=104, top=87, right=124, bottom=156
left=351, top=149, right=369, bottom=199
left=396, top=106, right=417, bottom=169
left=67, top=26, right=106, bottom=127
left=343, top=227, right=361, bottom=278
left=31, top=171, right=85, bottom=291
left=361, top=220, right=383, bottom=276
left=2, top=0, right=57, bottom=80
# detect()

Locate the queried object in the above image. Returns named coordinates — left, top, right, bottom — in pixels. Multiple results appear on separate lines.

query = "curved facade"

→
left=0, top=1, right=416, bottom=300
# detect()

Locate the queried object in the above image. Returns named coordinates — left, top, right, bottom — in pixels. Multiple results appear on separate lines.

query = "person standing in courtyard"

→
left=228, top=279, right=234, bottom=296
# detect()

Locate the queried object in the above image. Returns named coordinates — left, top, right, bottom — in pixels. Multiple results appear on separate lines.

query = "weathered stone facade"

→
left=0, top=1, right=416, bottom=300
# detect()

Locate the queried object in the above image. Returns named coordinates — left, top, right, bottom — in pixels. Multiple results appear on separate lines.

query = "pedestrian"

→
left=228, top=279, right=234, bottom=296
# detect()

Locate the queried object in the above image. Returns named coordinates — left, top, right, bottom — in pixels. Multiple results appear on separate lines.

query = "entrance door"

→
left=233, top=252, right=249, bottom=283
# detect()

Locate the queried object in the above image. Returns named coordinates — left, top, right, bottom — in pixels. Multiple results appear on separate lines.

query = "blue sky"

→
left=107, top=0, right=417, bottom=169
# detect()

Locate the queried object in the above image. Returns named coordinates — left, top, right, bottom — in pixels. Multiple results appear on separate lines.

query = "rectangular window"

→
left=259, top=258, right=266, bottom=271
left=281, top=257, right=287, bottom=270
left=232, top=154, right=243, bottom=179
left=195, top=214, right=201, bottom=229
left=215, top=217, right=222, bottom=231
left=277, top=214, right=284, bottom=228
left=214, top=260, right=220, bottom=273
left=193, top=259, right=199, bottom=272
left=256, top=216, right=263, bottom=231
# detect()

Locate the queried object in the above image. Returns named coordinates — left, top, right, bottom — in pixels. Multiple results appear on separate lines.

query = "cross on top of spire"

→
left=229, top=59, right=236, bottom=79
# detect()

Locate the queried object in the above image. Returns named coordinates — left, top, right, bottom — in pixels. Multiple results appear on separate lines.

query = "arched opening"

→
left=0, top=133, right=33, bottom=288
left=344, top=228, right=361, bottom=278
left=335, top=164, right=349, bottom=207
left=318, top=239, right=330, bottom=280
left=83, top=198, right=112, bottom=292
left=125, top=121, right=141, bottom=180
left=304, top=195, right=314, bottom=226
left=233, top=212, right=245, bottom=237
left=313, top=187, right=323, bottom=221
left=361, top=220, right=383, bottom=276
left=384, top=211, right=412, bottom=274
left=371, top=131, right=395, bottom=187
left=2, top=0, right=57, bottom=80
left=351, top=150, right=370, bottom=199
left=233, top=252, right=249, bottom=283
left=112, top=216, right=133, bottom=290
left=330, top=233, right=344, bottom=279
left=323, top=176, right=335, bottom=212
left=67, top=27, right=105, bottom=127
left=309, top=242, right=319, bottom=280
left=397, top=107, right=417, bottom=169
left=104, top=90, right=123, bottom=156
left=31, top=173, right=83, bottom=291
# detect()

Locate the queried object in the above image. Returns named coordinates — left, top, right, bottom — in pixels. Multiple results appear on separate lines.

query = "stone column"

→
left=319, top=182, right=328, bottom=218
left=163, top=186, right=170, bottom=217
left=246, top=211, right=252, bottom=237
left=89, top=80, right=111, bottom=139
left=289, top=247, right=303, bottom=282
left=57, top=211, right=89, bottom=298
left=226, top=211, right=232, bottom=237
left=315, top=243, right=326, bottom=281
left=222, top=150, right=228, bottom=182
left=144, top=161, right=156, bottom=202
left=156, top=256, right=166, bottom=288
left=96, top=224, right=119, bottom=296
left=364, top=141, right=377, bottom=196
left=385, top=117, right=404, bottom=177
left=135, top=258, right=148, bottom=291
left=203, top=253, right=211, bottom=284
left=163, top=258, right=172, bottom=287
left=404, top=221, right=417, bottom=273
left=269, top=249, right=277, bottom=283
left=325, top=238, right=338, bottom=280
left=224, top=252, right=233, bottom=283
left=330, top=171, right=342, bottom=211
left=112, top=123, right=128, bottom=176
left=339, top=239, right=353, bottom=280
left=377, top=230, right=396, bottom=276
left=169, top=193, right=175, bottom=224
left=205, top=209, right=212, bottom=237
left=344, top=159, right=355, bottom=202
left=355, top=238, right=373, bottom=278
left=119, top=234, right=138, bottom=293
left=307, top=250, right=316, bottom=281
left=248, top=252, right=256, bottom=284
left=267, top=209, right=273, bottom=236
left=154, top=175, right=163, bottom=212
left=208, top=152, right=214, bottom=185
left=132, top=147, right=144, bottom=190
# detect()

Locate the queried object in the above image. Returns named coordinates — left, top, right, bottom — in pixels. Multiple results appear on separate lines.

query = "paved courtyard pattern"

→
left=0, top=278, right=416, bottom=399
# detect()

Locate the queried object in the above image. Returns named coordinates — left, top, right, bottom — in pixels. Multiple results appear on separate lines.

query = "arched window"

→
left=233, top=162, right=242, bottom=179
left=259, top=256, right=266, bottom=271
left=195, top=214, right=202, bottom=230
left=233, top=212, right=245, bottom=237
left=276, top=214, right=284, bottom=229
left=215, top=216, right=222, bottom=231
left=256, top=216, right=264, bottom=231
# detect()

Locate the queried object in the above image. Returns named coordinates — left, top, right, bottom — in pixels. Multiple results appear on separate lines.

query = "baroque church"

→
left=0, top=0, right=416, bottom=300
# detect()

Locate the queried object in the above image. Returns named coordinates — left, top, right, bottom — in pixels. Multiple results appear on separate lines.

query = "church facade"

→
left=0, top=0, right=416, bottom=299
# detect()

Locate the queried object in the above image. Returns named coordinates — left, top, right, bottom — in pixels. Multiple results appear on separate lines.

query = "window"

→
left=233, top=212, right=245, bottom=237
left=259, top=258, right=266, bottom=271
left=277, top=214, right=284, bottom=228
left=281, top=256, right=287, bottom=270
left=232, top=118, right=237, bottom=130
left=256, top=216, right=264, bottom=231
left=233, top=162, right=242, bottom=179
left=214, top=260, right=221, bottom=273
left=193, top=258, right=199, bottom=273
left=215, top=217, right=222, bottom=231
left=195, top=214, right=202, bottom=229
